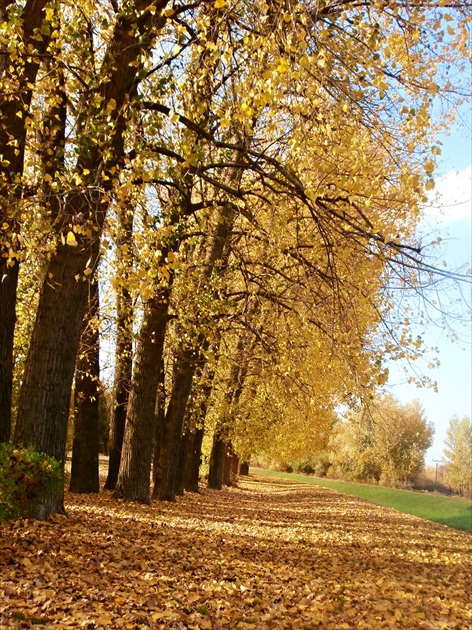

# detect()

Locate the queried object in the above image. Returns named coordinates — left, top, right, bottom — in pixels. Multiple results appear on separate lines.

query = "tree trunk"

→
left=223, top=443, right=235, bottom=487
left=185, top=427, right=205, bottom=493
left=239, top=461, right=250, bottom=476
left=208, top=432, right=226, bottom=490
left=0, top=0, right=51, bottom=442
left=184, top=347, right=219, bottom=492
left=223, top=448, right=231, bottom=487
left=0, top=261, right=18, bottom=443
left=69, top=281, right=100, bottom=493
left=174, top=430, right=191, bottom=496
left=114, top=291, right=171, bottom=503
left=14, top=240, right=99, bottom=515
left=153, top=344, right=198, bottom=501
left=12, top=3, right=171, bottom=518
left=105, top=208, right=134, bottom=490
left=230, top=451, right=240, bottom=485
left=151, top=365, right=167, bottom=495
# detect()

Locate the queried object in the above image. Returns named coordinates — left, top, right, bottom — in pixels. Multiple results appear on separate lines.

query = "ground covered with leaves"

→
left=1, top=475, right=471, bottom=629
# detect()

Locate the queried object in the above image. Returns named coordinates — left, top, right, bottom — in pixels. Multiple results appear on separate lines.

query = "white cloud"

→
left=424, top=165, right=472, bottom=223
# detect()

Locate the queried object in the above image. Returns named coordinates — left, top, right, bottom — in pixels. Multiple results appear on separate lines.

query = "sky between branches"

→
left=387, top=102, right=471, bottom=464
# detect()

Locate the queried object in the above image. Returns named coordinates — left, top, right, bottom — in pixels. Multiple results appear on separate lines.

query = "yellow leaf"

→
left=214, top=0, right=226, bottom=7
left=66, top=231, right=78, bottom=247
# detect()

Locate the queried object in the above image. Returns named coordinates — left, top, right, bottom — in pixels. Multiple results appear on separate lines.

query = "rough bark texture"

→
left=184, top=349, right=219, bottom=492
left=15, top=242, right=96, bottom=455
left=105, top=210, right=134, bottom=491
left=154, top=344, right=198, bottom=502
left=0, top=0, right=51, bottom=442
left=208, top=432, right=226, bottom=490
left=152, top=366, right=167, bottom=495
left=223, top=444, right=236, bottom=487
left=14, top=243, right=96, bottom=515
left=69, top=281, right=100, bottom=494
left=230, top=451, right=240, bottom=485
left=174, top=431, right=191, bottom=496
left=0, top=262, right=18, bottom=443
left=114, top=293, right=170, bottom=503
left=185, top=427, right=205, bottom=493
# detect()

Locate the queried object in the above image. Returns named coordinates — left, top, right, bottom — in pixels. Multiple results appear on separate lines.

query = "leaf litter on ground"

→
left=1, top=474, right=471, bottom=629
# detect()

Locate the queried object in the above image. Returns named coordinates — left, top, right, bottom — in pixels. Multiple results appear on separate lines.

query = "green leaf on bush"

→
left=0, top=444, right=63, bottom=522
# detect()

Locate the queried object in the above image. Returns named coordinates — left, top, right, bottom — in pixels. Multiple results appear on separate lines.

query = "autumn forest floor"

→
left=1, top=475, right=471, bottom=629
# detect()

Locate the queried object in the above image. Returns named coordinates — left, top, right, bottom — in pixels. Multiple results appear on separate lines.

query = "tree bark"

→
left=105, top=209, right=134, bottom=490
left=14, top=241, right=97, bottom=515
left=230, top=450, right=240, bottom=485
left=184, top=353, right=218, bottom=492
left=69, top=280, right=100, bottom=493
left=0, top=262, right=18, bottom=443
left=0, top=0, right=51, bottom=442
left=114, top=291, right=171, bottom=503
left=208, top=432, right=226, bottom=490
left=239, top=461, right=250, bottom=476
left=153, top=343, right=199, bottom=501
left=223, top=446, right=232, bottom=487
left=174, top=430, right=191, bottom=496
left=185, top=427, right=205, bottom=493
left=151, top=365, right=167, bottom=495
left=13, top=1, right=171, bottom=517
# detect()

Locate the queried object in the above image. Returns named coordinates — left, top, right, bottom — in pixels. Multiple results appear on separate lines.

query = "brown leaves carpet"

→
left=1, top=475, right=471, bottom=629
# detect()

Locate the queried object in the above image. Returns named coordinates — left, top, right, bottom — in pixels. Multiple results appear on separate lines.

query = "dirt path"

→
left=1, top=475, right=471, bottom=629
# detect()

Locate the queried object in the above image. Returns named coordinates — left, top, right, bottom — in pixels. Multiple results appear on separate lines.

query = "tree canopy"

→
left=442, top=416, right=472, bottom=496
left=0, top=0, right=470, bottom=512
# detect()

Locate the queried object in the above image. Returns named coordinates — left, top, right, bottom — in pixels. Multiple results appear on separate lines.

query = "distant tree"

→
left=330, top=395, right=434, bottom=485
left=442, top=416, right=472, bottom=496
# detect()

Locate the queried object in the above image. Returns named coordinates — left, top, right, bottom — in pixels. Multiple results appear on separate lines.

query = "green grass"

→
left=251, top=468, right=472, bottom=533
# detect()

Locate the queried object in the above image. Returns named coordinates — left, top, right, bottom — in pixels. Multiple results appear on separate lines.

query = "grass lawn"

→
left=252, top=468, right=472, bottom=532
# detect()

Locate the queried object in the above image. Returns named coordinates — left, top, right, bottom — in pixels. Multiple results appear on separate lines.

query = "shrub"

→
left=291, top=453, right=332, bottom=477
left=0, top=444, right=64, bottom=522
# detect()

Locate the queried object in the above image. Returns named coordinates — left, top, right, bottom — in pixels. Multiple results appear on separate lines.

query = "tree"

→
left=4, top=0, right=469, bottom=516
left=442, top=416, right=472, bottom=496
left=0, top=0, right=54, bottom=441
left=69, top=280, right=100, bottom=494
left=329, top=395, right=434, bottom=485
left=104, top=202, right=134, bottom=491
left=13, top=0, right=173, bottom=516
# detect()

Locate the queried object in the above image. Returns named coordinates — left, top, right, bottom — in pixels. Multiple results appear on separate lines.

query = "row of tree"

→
left=1, top=0, right=470, bottom=517
left=268, top=406, right=470, bottom=497
left=267, top=394, right=435, bottom=485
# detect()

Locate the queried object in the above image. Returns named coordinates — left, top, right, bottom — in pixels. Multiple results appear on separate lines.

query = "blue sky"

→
left=386, top=104, right=471, bottom=464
